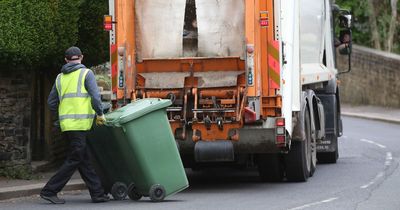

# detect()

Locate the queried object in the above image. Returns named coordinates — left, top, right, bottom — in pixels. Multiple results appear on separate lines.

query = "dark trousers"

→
left=41, top=131, right=104, bottom=198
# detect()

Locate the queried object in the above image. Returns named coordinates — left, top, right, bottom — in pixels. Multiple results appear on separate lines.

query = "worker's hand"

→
left=96, top=115, right=106, bottom=126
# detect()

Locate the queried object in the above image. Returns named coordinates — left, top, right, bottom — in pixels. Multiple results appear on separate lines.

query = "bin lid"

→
left=105, top=98, right=172, bottom=126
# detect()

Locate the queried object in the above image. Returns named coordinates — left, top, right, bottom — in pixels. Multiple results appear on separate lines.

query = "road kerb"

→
left=0, top=180, right=85, bottom=201
left=342, top=112, right=400, bottom=124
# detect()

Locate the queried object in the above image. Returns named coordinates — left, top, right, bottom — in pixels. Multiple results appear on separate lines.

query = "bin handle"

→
left=103, top=107, right=127, bottom=127
left=104, top=116, right=122, bottom=127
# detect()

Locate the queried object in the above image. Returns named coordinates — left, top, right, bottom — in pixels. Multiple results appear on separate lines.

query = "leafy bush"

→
left=0, top=0, right=81, bottom=70
left=0, top=0, right=109, bottom=71
left=336, top=0, right=400, bottom=53
left=78, top=0, right=109, bottom=67
left=0, top=165, right=33, bottom=180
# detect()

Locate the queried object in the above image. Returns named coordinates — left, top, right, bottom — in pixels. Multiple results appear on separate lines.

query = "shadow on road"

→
left=184, top=167, right=267, bottom=190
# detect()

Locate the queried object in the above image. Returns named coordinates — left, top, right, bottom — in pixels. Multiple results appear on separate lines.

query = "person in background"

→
left=40, top=46, right=109, bottom=204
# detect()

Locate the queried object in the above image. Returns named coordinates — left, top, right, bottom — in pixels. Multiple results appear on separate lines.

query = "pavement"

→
left=0, top=171, right=84, bottom=201
left=341, top=104, right=400, bottom=124
left=0, top=104, right=399, bottom=201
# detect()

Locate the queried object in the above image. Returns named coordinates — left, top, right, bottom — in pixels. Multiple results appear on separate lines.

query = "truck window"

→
left=300, top=0, right=326, bottom=65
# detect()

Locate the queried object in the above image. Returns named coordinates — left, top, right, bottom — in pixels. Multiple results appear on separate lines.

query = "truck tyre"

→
left=317, top=135, right=338, bottom=163
left=310, top=122, right=317, bottom=177
left=285, top=108, right=312, bottom=182
left=257, top=154, right=284, bottom=182
left=310, top=141, right=317, bottom=177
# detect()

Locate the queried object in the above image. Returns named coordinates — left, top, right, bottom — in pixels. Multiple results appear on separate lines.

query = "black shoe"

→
left=92, top=194, right=110, bottom=203
left=40, top=194, right=65, bottom=204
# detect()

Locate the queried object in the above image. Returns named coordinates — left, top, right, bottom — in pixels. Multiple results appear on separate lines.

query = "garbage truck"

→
left=103, top=0, right=352, bottom=182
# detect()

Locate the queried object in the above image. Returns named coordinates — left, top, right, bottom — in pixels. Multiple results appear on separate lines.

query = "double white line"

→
left=359, top=139, right=393, bottom=189
left=360, top=138, right=387, bottom=149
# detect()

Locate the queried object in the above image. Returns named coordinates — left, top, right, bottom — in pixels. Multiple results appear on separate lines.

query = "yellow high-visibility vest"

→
left=56, top=68, right=95, bottom=131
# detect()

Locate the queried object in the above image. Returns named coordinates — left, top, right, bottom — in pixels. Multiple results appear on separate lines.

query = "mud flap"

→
left=316, top=94, right=338, bottom=153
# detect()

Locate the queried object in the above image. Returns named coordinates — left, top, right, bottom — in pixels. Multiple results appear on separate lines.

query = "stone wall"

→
left=0, top=69, right=32, bottom=176
left=338, top=45, right=400, bottom=108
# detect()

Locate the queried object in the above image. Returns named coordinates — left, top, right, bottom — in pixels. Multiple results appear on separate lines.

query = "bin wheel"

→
left=149, top=184, right=166, bottom=202
left=127, top=183, right=142, bottom=201
left=111, top=182, right=127, bottom=200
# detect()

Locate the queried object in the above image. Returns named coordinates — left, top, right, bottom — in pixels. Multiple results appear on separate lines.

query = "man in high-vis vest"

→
left=40, top=46, right=109, bottom=204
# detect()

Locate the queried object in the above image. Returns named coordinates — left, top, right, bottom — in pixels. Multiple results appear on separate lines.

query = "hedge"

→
left=0, top=0, right=108, bottom=71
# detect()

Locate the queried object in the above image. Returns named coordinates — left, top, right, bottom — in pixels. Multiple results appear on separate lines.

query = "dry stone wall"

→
left=0, top=70, right=32, bottom=176
left=338, top=45, right=400, bottom=108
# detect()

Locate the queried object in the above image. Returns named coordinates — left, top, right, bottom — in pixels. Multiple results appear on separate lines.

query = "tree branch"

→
left=387, top=0, right=398, bottom=52
left=367, top=0, right=382, bottom=50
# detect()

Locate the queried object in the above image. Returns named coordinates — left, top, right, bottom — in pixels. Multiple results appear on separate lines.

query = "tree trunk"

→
left=367, top=0, right=382, bottom=50
left=387, top=0, right=398, bottom=52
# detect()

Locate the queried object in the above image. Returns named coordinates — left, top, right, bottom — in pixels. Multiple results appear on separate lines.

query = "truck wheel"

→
left=111, top=182, right=128, bottom=200
left=149, top=184, right=166, bottom=202
left=127, top=183, right=142, bottom=201
left=317, top=135, right=338, bottom=163
left=285, top=108, right=312, bottom=182
left=257, top=154, right=284, bottom=182
left=310, top=123, right=317, bottom=177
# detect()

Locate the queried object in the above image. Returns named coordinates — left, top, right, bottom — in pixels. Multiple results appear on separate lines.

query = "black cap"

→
left=65, top=46, right=82, bottom=60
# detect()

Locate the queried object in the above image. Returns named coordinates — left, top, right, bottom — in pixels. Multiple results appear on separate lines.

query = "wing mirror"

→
left=338, top=29, right=352, bottom=55
left=339, top=14, right=352, bottom=29
left=334, top=7, right=353, bottom=74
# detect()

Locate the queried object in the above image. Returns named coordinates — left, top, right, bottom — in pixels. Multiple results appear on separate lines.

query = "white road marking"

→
left=358, top=139, right=391, bottom=189
left=359, top=151, right=393, bottom=189
left=385, top=152, right=393, bottom=166
left=360, top=182, right=374, bottom=189
left=342, top=135, right=348, bottom=139
left=360, top=138, right=387, bottom=149
left=288, top=197, right=338, bottom=210
left=360, top=172, right=384, bottom=189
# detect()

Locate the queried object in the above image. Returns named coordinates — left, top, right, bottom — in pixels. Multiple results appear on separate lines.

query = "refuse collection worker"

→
left=40, top=46, right=109, bottom=204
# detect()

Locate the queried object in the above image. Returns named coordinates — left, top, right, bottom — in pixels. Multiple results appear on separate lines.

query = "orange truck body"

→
left=106, top=0, right=350, bottom=181
left=110, top=0, right=281, bottom=140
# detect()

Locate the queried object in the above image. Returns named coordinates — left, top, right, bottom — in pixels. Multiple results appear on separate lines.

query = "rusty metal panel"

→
left=140, top=72, right=190, bottom=89
left=194, top=71, right=243, bottom=88
left=140, top=71, right=243, bottom=89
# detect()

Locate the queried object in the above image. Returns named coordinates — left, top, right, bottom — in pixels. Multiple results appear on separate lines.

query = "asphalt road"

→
left=1, top=116, right=400, bottom=210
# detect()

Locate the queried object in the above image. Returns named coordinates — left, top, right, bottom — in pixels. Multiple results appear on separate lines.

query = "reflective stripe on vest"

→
left=56, top=68, right=96, bottom=131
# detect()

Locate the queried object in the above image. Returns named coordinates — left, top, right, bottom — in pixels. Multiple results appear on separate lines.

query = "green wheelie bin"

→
left=89, top=98, right=188, bottom=202
left=88, top=118, right=133, bottom=200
